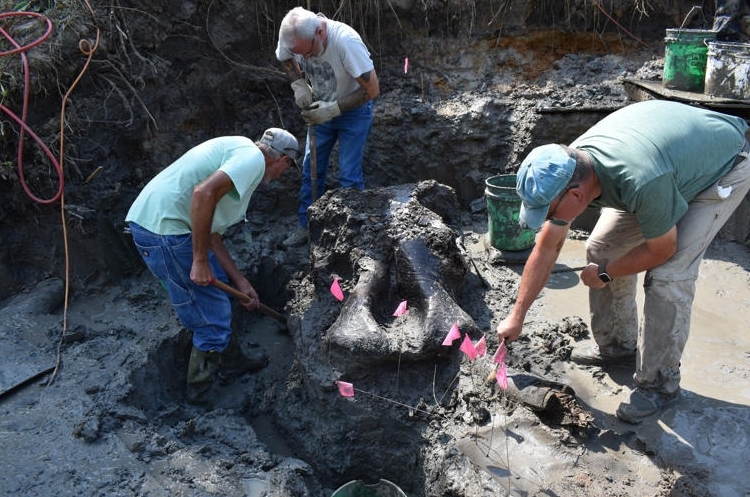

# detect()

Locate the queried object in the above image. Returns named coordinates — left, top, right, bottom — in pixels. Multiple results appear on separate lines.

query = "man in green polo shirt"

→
left=495, top=100, right=750, bottom=423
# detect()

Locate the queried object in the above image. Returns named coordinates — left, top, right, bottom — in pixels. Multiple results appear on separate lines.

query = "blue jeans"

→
left=129, top=223, right=233, bottom=352
left=298, top=100, right=374, bottom=227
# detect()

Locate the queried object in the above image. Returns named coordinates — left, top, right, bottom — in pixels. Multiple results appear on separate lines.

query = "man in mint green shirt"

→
left=126, top=129, right=299, bottom=402
left=495, top=100, right=750, bottom=423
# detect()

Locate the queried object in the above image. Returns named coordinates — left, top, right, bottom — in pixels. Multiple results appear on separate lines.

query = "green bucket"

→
left=662, top=28, right=716, bottom=92
left=331, top=479, right=407, bottom=497
left=485, top=174, right=536, bottom=251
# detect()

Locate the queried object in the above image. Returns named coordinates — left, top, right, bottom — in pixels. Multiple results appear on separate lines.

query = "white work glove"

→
left=290, top=78, right=314, bottom=109
left=301, top=100, right=341, bottom=125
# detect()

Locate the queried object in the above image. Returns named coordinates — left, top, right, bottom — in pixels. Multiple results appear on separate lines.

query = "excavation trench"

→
left=3, top=1, right=750, bottom=493
left=120, top=162, right=657, bottom=494
left=3, top=94, right=749, bottom=494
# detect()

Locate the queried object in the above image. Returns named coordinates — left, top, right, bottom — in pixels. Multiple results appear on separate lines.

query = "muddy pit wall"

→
left=0, top=0, right=730, bottom=301
left=3, top=98, right=750, bottom=304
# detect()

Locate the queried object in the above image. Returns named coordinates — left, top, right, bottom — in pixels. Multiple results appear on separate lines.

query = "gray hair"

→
left=278, top=7, right=320, bottom=49
left=256, top=142, right=282, bottom=160
left=563, top=145, right=594, bottom=185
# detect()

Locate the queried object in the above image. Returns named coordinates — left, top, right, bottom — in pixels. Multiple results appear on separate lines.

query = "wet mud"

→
left=4, top=188, right=750, bottom=495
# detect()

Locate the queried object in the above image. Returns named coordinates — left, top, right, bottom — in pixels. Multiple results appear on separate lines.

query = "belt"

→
left=734, top=139, right=750, bottom=166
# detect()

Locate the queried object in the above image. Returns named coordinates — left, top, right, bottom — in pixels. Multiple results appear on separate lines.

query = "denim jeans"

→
left=298, top=100, right=374, bottom=227
left=129, top=222, right=232, bottom=352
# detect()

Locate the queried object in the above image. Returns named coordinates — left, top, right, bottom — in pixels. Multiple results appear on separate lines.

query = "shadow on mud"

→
left=124, top=329, right=192, bottom=413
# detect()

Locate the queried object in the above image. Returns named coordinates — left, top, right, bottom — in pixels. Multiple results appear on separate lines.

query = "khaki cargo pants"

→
left=586, top=146, right=750, bottom=394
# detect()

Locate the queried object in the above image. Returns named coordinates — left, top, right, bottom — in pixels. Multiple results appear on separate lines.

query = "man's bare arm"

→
left=337, top=68, right=380, bottom=112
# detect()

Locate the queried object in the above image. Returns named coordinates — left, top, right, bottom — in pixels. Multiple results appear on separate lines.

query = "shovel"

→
left=309, top=124, right=317, bottom=202
left=210, top=279, right=287, bottom=327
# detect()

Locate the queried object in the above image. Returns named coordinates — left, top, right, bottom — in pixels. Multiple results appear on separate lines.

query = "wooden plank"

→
left=0, top=330, right=55, bottom=398
left=622, top=78, right=750, bottom=120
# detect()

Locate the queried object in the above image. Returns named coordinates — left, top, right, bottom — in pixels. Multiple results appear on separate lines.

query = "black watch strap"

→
left=597, top=263, right=612, bottom=283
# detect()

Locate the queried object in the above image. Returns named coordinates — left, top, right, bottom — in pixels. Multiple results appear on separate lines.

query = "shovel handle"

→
left=309, top=125, right=317, bottom=202
left=210, top=279, right=287, bottom=325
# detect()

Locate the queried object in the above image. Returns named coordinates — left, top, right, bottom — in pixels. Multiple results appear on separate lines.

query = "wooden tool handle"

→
left=210, top=279, right=286, bottom=325
left=486, top=363, right=499, bottom=384
left=211, top=278, right=248, bottom=300
left=309, top=126, right=317, bottom=202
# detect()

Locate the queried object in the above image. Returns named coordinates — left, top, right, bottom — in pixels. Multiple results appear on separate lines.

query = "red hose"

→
left=0, top=11, right=63, bottom=204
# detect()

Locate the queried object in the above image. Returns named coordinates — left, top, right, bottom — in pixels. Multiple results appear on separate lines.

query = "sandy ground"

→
left=535, top=237, right=750, bottom=496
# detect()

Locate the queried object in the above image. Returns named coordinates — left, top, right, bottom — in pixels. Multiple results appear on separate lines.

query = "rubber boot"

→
left=186, top=346, right=221, bottom=404
left=217, top=338, right=268, bottom=385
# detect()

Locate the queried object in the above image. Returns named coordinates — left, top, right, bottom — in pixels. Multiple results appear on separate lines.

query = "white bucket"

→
left=704, top=41, right=750, bottom=100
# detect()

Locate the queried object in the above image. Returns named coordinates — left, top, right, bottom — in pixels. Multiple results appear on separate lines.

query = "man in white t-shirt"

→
left=125, top=129, right=299, bottom=402
left=275, top=6, right=380, bottom=247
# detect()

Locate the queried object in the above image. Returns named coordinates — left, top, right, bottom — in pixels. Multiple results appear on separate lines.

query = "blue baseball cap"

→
left=516, top=144, right=576, bottom=229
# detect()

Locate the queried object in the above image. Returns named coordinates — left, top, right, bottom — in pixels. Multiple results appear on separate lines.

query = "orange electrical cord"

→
left=0, top=11, right=61, bottom=203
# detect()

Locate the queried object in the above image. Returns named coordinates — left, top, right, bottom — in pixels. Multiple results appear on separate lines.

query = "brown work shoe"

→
left=616, top=387, right=680, bottom=424
left=186, top=346, right=221, bottom=403
left=570, top=343, right=636, bottom=366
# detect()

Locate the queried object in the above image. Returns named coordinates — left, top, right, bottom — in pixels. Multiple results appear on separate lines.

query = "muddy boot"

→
left=217, top=342, right=268, bottom=385
left=186, top=346, right=221, bottom=403
left=570, top=343, right=636, bottom=366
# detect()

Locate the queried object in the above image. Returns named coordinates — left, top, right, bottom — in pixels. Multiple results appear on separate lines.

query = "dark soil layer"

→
left=0, top=0, right=714, bottom=298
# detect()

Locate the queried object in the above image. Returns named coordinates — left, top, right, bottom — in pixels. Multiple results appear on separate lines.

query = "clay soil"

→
left=1, top=1, right=749, bottom=496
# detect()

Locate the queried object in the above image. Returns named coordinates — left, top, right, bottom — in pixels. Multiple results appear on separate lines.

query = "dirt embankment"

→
left=0, top=0, right=702, bottom=298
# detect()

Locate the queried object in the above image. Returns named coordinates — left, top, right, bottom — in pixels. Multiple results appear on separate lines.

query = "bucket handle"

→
left=677, top=5, right=702, bottom=31
left=677, top=5, right=717, bottom=46
left=674, top=6, right=716, bottom=45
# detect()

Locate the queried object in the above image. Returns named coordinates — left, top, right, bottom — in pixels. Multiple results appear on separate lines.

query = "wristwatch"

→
left=597, top=263, right=612, bottom=283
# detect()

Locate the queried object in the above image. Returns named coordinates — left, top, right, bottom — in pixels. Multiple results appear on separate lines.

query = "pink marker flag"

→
left=336, top=380, right=354, bottom=397
left=475, top=335, right=487, bottom=357
left=496, top=362, right=508, bottom=390
left=493, top=339, right=507, bottom=364
left=393, top=300, right=408, bottom=317
left=442, top=322, right=461, bottom=346
left=330, top=278, right=344, bottom=301
left=404, top=57, right=409, bottom=74
left=460, top=334, right=478, bottom=360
